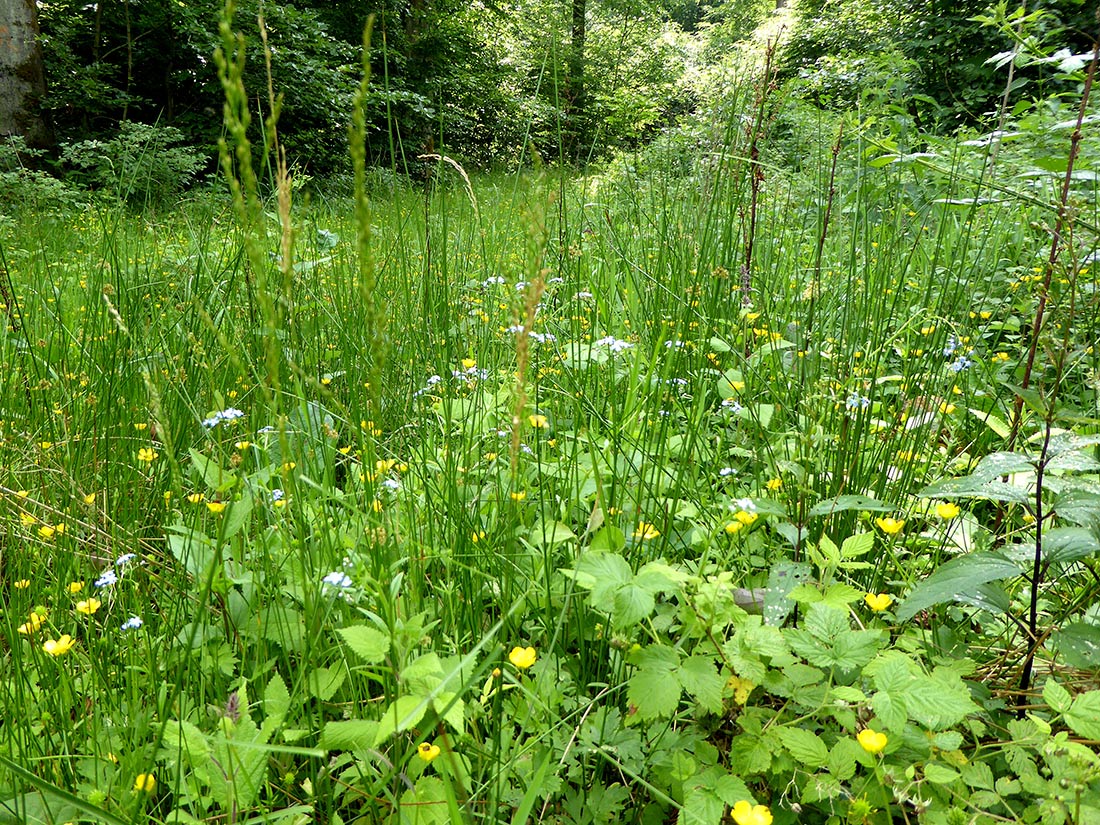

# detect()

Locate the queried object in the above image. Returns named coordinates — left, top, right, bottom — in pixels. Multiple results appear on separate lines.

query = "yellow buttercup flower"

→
left=206, top=501, right=227, bottom=514
left=731, top=801, right=773, bottom=825
left=508, top=646, right=537, bottom=669
left=13, top=579, right=30, bottom=589
left=875, top=516, right=905, bottom=535
left=471, top=530, right=486, bottom=543
left=83, top=493, right=96, bottom=505
left=734, top=510, right=758, bottom=526
left=724, top=521, right=743, bottom=535
left=857, top=728, right=888, bottom=754
left=765, top=477, right=783, bottom=491
left=43, top=635, right=76, bottom=656
left=935, top=502, right=960, bottom=520
left=133, top=773, right=156, bottom=792
left=76, top=598, right=102, bottom=616
left=527, top=414, right=548, bottom=429
left=186, top=492, right=205, bottom=504
left=461, top=358, right=476, bottom=370
left=137, top=447, right=158, bottom=464
left=510, top=490, right=527, bottom=501
left=416, top=742, right=441, bottom=763
left=37, top=524, right=56, bottom=540
left=633, top=522, right=660, bottom=540
left=865, top=593, right=893, bottom=612
left=17, top=611, right=45, bottom=635
left=68, top=581, right=84, bottom=594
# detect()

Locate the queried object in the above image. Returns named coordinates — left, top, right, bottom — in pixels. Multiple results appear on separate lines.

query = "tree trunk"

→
left=0, top=0, right=51, bottom=148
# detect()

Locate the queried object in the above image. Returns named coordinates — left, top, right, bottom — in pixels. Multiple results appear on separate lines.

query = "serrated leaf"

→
left=968, top=408, right=1011, bottom=438
left=776, top=727, right=829, bottom=768
left=263, top=672, right=291, bottom=733
left=374, top=695, right=427, bottom=745
left=827, top=737, right=862, bottom=781
left=872, top=690, right=907, bottom=731
left=532, top=520, right=576, bottom=547
left=1065, top=691, right=1100, bottom=740
left=763, top=561, right=812, bottom=626
left=923, top=762, right=960, bottom=784
left=841, top=533, right=875, bottom=558
left=679, top=656, right=725, bottom=714
left=920, top=476, right=1031, bottom=504
left=433, top=692, right=465, bottom=735
left=399, top=777, right=449, bottom=825
left=821, top=583, right=865, bottom=608
left=680, top=784, right=724, bottom=825
left=896, top=552, right=1023, bottom=622
left=627, top=645, right=681, bottom=720
left=1043, top=527, right=1100, bottom=563
left=576, top=551, right=632, bottom=605
left=612, top=582, right=656, bottom=628
left=904, top=672, right=980, bottom=730
left=1043, top=680, right=1072, bottom=714
left=336, top=625, right=390, bottom=664
left=320, top=719, right=379, bottom=751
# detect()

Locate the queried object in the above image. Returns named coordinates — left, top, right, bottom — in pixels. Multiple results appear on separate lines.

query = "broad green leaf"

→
left=871, top=690, right=907, bottom=731
left=1051, top=622, right=1100, bottom=668
left=923, top=763, right=961, bottom=784
left=821, top=583, right=866, bottom=609
left=627, top=645, right=681, bottom=720
left=1065, top=692, right=1100, bottom=740
left=711, top=773, right=755, bottom=807
left=532, top=520, right=576, bottom=547
left=222, top=495, right=253, bottom=541
left=612, top=582, right=655, bottom=628
left=841, top=533, right=876, bottom=558
left=374, top=695, right=427, bottom=745
left=920, top=476, right=1031, bottom=504
left=588, top=526, right=626, bottom=552
left=896, top=552, right=1024, bottom=622
left=680, top=784, right=724, bottom=825
left=320, top=719, right=379, bottom=751
left=1043, top=527, right=1100, bottom=563
left=433, top=692, right=465, bottom=735
left=399, top=777, right=449, bottom=825
left=904, top=672, right=980, bottom=730
left=576, top=551, right=632, bottom=606
left=776, top=727, right=829, bottom=768
left=336, top=625, right=390, bottom=664
left=967, top=408, right=1011, bottom=438
left=307, top=666, right=345, bottom=701
left=189, top=447, right=237, bottom=492
left=808, top=496, right=892, bottom=517
left=763, top=562, right=812, bottom=626
left=263, top=672, right=291, bottom=731
left=679, top=656, right=725, bottom=714
left=1042, top=680, right=1072, bottom=715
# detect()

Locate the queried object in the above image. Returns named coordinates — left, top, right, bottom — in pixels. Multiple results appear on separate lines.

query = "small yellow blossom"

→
left=416, top=742, right=441, bottom=763
left=43, top=635, right=76, bottom=656
left=206, top=501, right=227, bottom=514
left=731, top=801, right=773, bottom=825
left=461, top=358, right=477, bottom=370
left=83, top=493, right=96, bottom=505
left=20, top=513, right=36, bottom=527
left=865, top=593, right=893, bottom=612
left=235, top=441, right=251, bottom=450
left=76, top=598, right=102, bottom=616
left=14, top=579, right=30, bottom=589
left=726, top=675, right=756, bottom=705
left=17, top=611, right=45, bottom=635
left=510, top=490, right=527, bottom=501
left=39, top=441, right=53, bottom=450
left=471, top=530, right=486, bottom=543
left=134, top=422, right=148, bottom=431
left=724, top=521, right=743, bottom=535
left=765, top=477, right=783, bottom=491
left=734, top=510, right=758, bottom=526
left=528, top=414, right=548, bottom=429
left=935, top=502, right=960, bottom=520
left=137, top=447, right=158, bottom=464
left=186, top=492, right=205, bottom=504
left=133, top=773, right=156, bottom=792
left=633, top=522, right=660, bottom=540
left=875, top=516, right=905, bottom=535
left=857, top=728, right=888, bottom=754
left=37, top=524, right=56, bottom=540
left=509, top=646, right=537, bottom=669
left=68, top=581, right=84, bottom=594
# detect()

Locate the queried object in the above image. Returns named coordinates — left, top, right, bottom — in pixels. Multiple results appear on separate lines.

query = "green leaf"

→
left=809, top=496, right=892, bottom=517
left=399, top=777, right=449, bottom=825
left=374, top=695, right=427, bottom=745
left=775, top=727, right=829, bottom=768
left=627, top=645, right=681, bottom=720
left=763, top=561, right=813, bottom=626
left=320, top=720, right=379, bottom=751
left=827, top=738, right=862, bottom=781
left=1043, top=527, right=1100, bottom=563
left=433, top=692, right=465, bottom=735
left=1051, top=621, right=1100, bottom=668
left=612, top=582, right=656, bottom=628
left=189, top=447, right=237, bottom=492
left=967, top=408, right=1012, bottom=438
left=222, top=495, right=253, bottom=541
left=263, top=672, right=291, bottom=733
left=896, top=552, right=1024, bottom=622
left=904, top=671, right=980, bottom=730
left=307, top=666, right=346, bottom=701
left=336, top=625, right=391, bottom=664
left=576, top=551, right=632, bottom=603
left=841, top=533, right=876, bottom=558
left=1065, top=691, right=1100, bottom=740
left=680, top=784, right=724, bottom=825
left=679, top=656, right=725, bottom=714
left=923, top=762, right=961, bottom=784
left=532, top=520, right=576, bottom=547
left=821, top=583, right=866, bottom=609
left=1042, top=680, right=1072, bottom=715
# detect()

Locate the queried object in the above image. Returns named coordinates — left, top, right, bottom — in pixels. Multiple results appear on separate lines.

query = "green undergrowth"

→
left=1, top=11, right=1100, bottom=825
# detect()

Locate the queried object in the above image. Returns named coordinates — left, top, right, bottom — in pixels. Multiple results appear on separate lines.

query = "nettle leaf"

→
left=904, top=670, right=980, bottom=730
left=1065, top=691, right=1100, bottom=740
left=336, top=625, right=391, bottom=664
left=627, top=645, right=681, bottom=720
left=775, top=727, right=829, bottom=768
left=262, top=672, right=291, bottom=735
left=612, top=583, right=655, bottom=629
left=1052, top=491, right=1100, bottom=528
left=787, top=604, right=885, bottom=670
left=679, top=656, right=725, bottom=715
left=920, top=475, right=1031, bottom=504
left=896, top=552, right=1024, bottom=622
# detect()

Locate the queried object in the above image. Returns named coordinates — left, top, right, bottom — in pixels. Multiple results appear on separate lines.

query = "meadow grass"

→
left=1, top=41, right=1099, bottom=824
